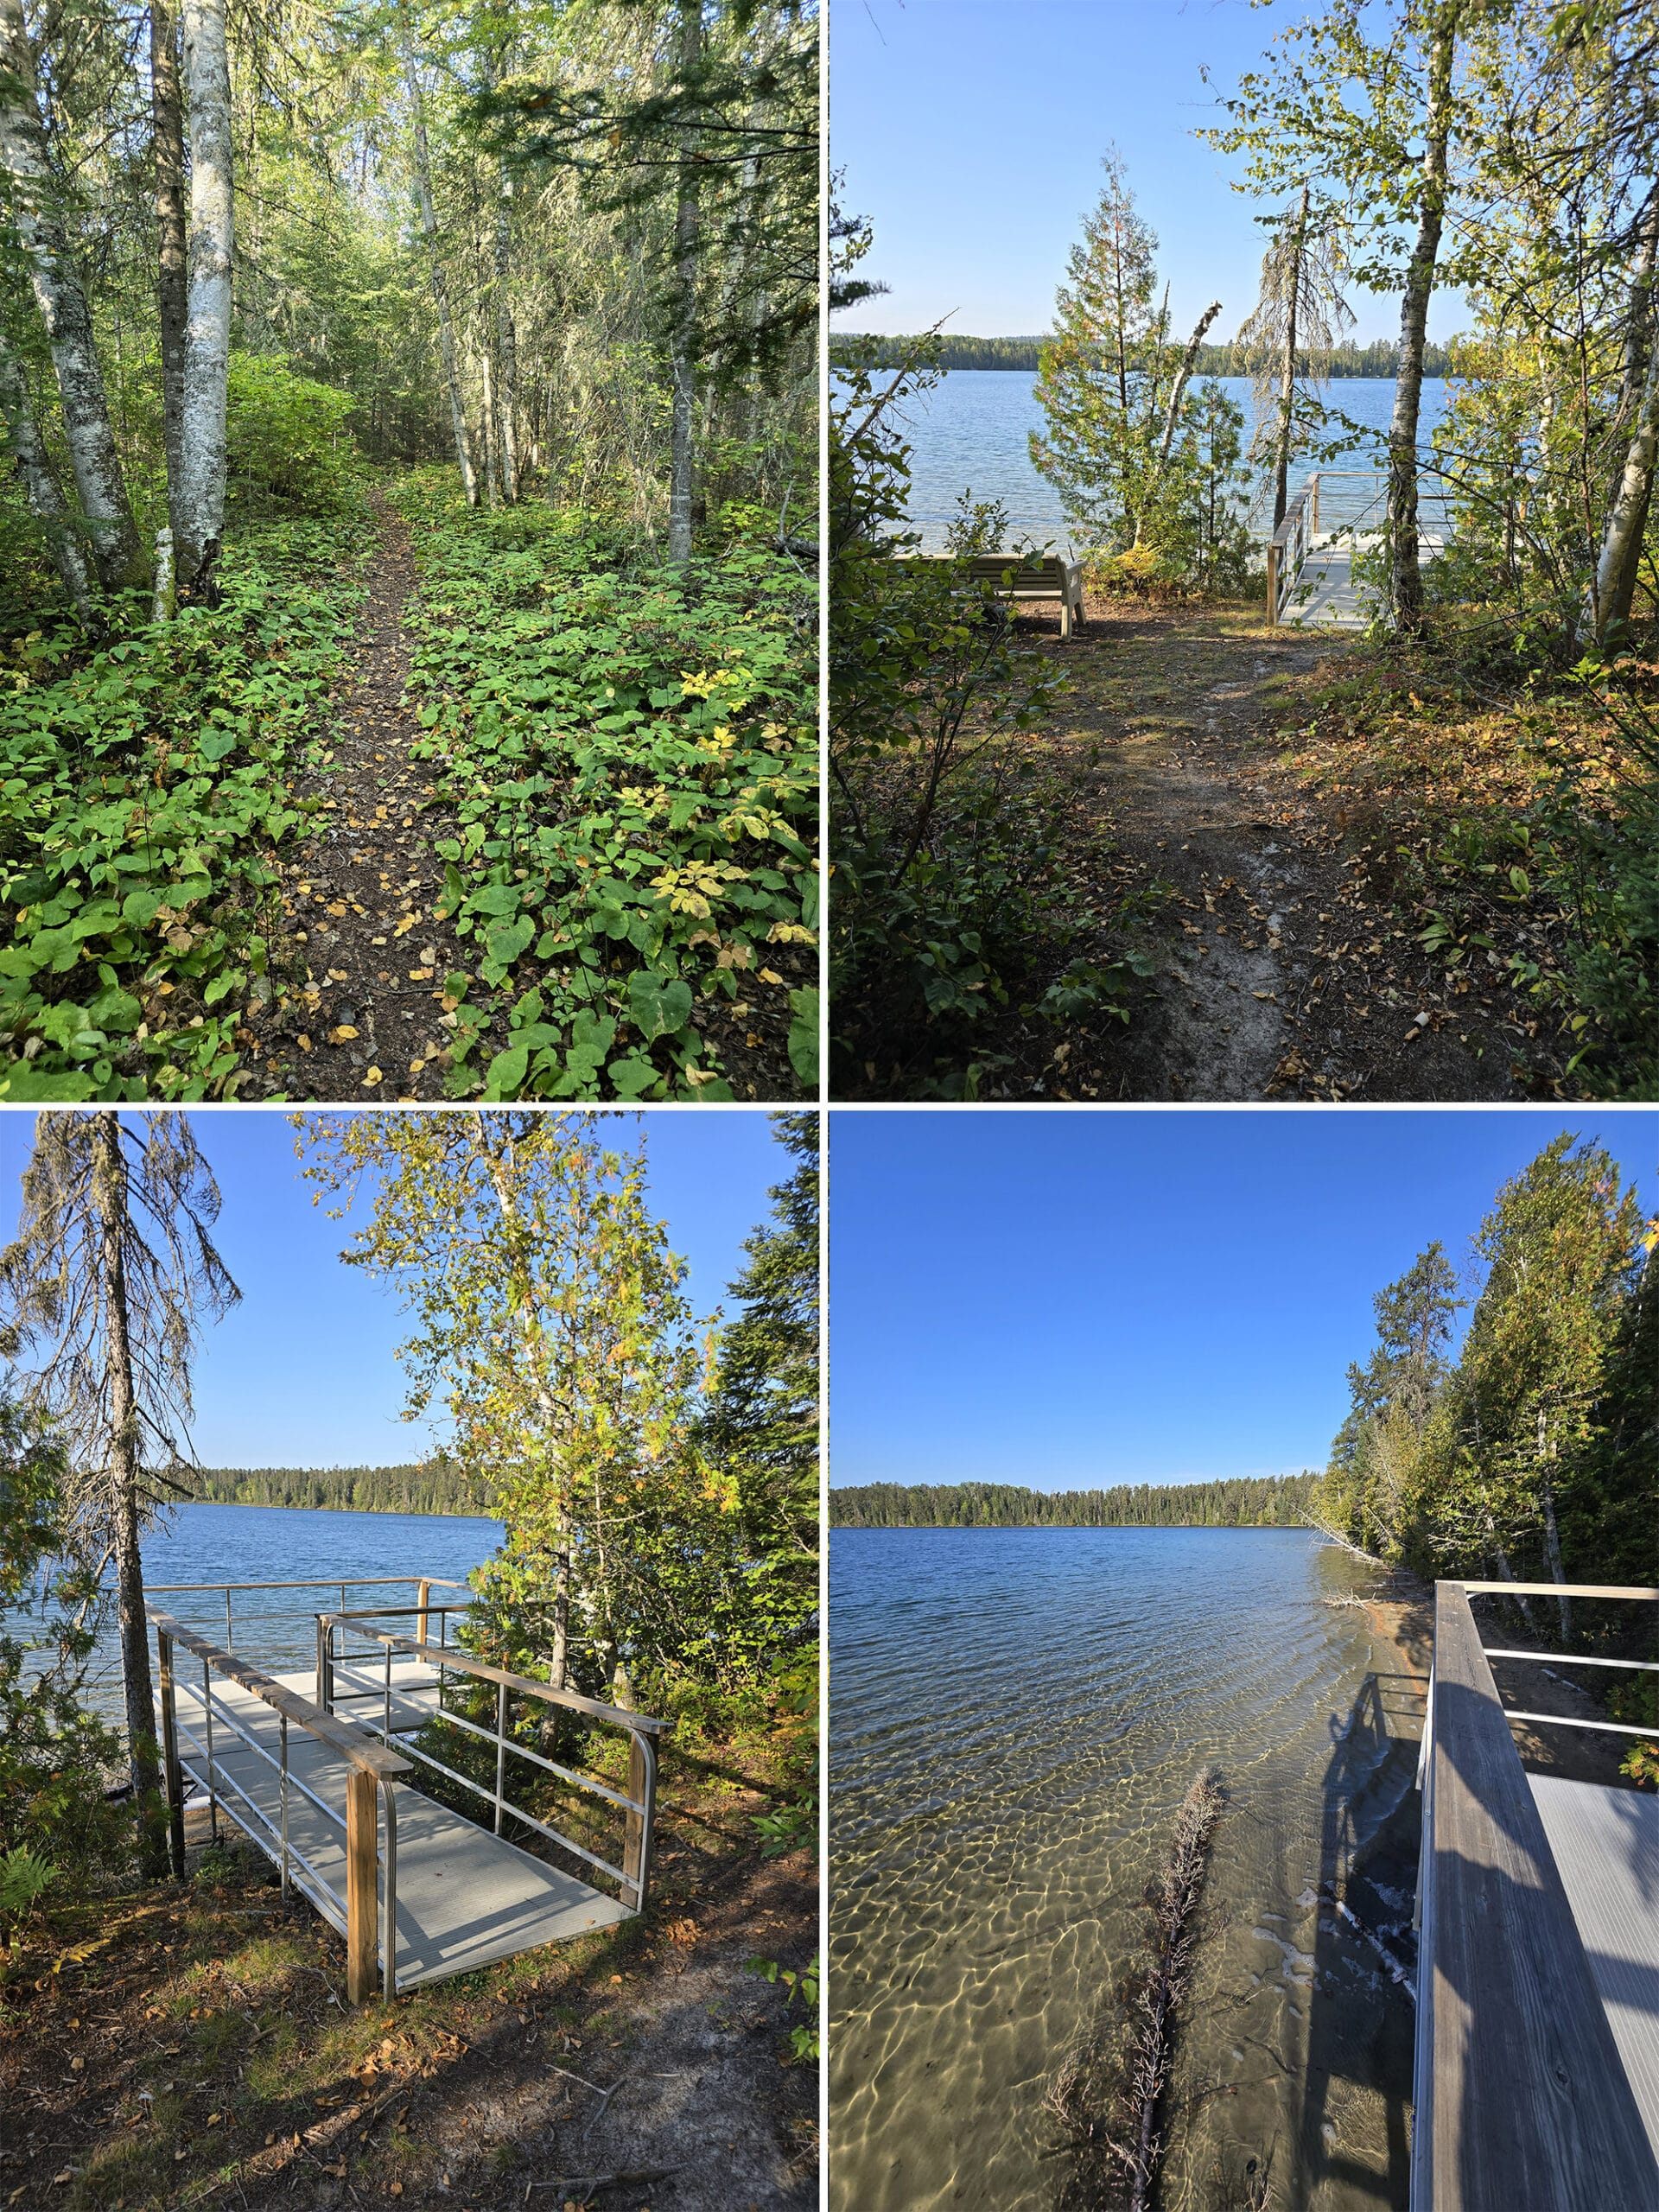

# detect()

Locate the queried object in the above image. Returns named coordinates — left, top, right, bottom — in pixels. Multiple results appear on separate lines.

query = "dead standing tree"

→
left=0, top=1114, right=239, bottom=1879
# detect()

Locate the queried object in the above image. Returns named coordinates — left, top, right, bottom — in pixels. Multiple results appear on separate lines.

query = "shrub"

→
left=0, top=1402, right=129, bottom=1892
left=226, top=354, right=359, bottom=518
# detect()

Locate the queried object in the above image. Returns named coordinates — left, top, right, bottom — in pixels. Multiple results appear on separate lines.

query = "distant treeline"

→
left=190, top=1461, right=493, bottom=1516
left=833, top=334, right=1459, bottom=378
left=830, top=1475, right=1316, bottom=1529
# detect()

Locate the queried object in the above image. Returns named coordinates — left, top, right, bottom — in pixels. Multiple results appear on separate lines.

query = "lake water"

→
left=14, top=1500, right=505, bottom=1723
left=885, top=372, right=1454, bottom=553
left=829, top=1526, right=1424, bottom=2212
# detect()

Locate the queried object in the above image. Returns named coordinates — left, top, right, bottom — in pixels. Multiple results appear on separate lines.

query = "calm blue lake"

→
left=884, top=371, right=1454, bottom=552
left=16, top=1500, right=505, bottom=1719
left=829, top=1524, right=1423, bottom=2211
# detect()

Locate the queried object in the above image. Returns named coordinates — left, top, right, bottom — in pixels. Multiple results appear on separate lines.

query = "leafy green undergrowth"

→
left=0, top=516, right=366, bottom=1101
left=391, top=472, right=818, bottom=1100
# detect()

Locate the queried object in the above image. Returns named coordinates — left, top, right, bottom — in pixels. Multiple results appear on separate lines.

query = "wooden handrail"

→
left=321, top=1615, right=669, bottom=1733
left=149, top=1609, right=410, bottom=1777
left=1412, top=1581, right=1659, bottom=2209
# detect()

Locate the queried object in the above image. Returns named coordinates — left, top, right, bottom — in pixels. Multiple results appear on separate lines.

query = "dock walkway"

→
left=1413, top=1579, right=1659, bottom=2209
left=178, top=1663, right=630, bottom=1989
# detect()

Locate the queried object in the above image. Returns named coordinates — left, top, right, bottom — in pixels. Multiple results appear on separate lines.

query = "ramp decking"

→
left=1530, top=1775, right=1659, bottom=2164
left=180, top=1667, right=630, bottom=1988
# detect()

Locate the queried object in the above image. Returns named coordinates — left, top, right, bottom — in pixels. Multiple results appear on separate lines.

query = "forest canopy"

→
left=830, top=1475, right=1316, bottom=1530
left=189, top=1459, right=493, bottom=1515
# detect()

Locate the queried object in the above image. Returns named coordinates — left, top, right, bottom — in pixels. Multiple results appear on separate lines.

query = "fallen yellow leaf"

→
left=758, top=967, right=785, bottom=985
left=363, top=1068, right=382, bottom=1086
left=328, top=1024, right=359, bottom=1043
left=393, top=916, right=416, bottom=938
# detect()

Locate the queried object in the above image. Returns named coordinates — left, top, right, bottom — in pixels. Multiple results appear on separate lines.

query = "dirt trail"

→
left=246, top=495, right=487, bottom=1102
left=1018, top=594, right=1558, bottom=1103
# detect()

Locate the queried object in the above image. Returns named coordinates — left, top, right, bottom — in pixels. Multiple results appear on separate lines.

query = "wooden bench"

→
left=963, top=554, right=1085, bottom=639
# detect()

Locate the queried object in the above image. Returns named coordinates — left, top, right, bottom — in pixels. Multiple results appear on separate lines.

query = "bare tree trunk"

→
left=666, top=0, right=702, bottom=565
left=0, top=0, right=143, bottom=590
left=480, top=346, right=501, bottom=506
left=1273, top=190, right=1309, bottom=531
left=151, top=0, right=188, bottom=550
left=0, top=325, right=99, bottom=625
left=1537, top=1408, right=1573, bottom=1643
left=92, top=1114, right=168, bottom=1882
left=1157, top=300, right=1223, bottom=474
left=177, top=0, right=232, bottom=598
left=403, top=30, right=478, bottom=506
left=496, top=179, right=518, bottom=501
left=1388, top=3, right=1458, bottom=633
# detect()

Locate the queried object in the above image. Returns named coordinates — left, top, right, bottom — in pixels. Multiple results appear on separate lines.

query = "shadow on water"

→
left=1287, top=1663, right=1426, bottom=2212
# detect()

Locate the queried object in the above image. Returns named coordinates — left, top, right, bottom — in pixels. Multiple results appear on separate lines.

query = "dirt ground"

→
left=238, top=496, right=804, bottom=1103
left=0, top=1758, right=817, bottom=2212
left=957, top=593, right=1578, bottom=1103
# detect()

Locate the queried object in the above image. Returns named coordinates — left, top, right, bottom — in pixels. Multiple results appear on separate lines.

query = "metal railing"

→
left=318, top=1611, right=665, bottom=1914
left=147, top=1574, right=471, bottom=1653
left=1462, top=1578, right=1659, bottom=1738
left=1265, top=469, right=1458, bottom=626
left=149, top=1606, right=410, bottom=2004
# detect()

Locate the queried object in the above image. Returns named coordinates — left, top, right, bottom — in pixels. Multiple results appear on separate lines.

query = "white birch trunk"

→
left=403, top=32, right=477, bottom=506
left=1388, top=3, right=1458, bottom=632
left=1156, top=300, right=1222, bottom=473
left=151, top=0, right=188, bottom=548
left=177, top=0, right=233, bottom=595
left=496, top=178, right=519, bottom=501
left=0, top=0, right=141, bottom=589
left=0, top=323, right=98, bottom=624
left=666, top=0, right=702, bottom=565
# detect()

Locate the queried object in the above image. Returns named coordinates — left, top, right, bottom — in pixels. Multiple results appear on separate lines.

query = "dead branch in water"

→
left=1046, top=1769, right=1227, bottom=2211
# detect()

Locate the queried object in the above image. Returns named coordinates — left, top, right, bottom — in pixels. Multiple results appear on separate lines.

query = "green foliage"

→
left=390, top=474, right=817, bottom=1101
left=0, top=1402, right=128, bottom=1893
left=697, top=1114, right=820, bottom=1655
left=830, top=1476, right=1317, bottom=1529
left=746, top=1948, right=819, bottom=2063
left=832, top=333, right=1460, bottom=377
left=1316, top=1135, right=1656, bottom=1605
left=0, top=515, right=366, bottom=1101
left=190, top=1458, right=491, bottom=1515
left=226, top=355, right=360, bottom=519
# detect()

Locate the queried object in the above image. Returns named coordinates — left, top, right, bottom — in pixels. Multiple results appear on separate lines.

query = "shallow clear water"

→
left=13, top=1500, right=505, bottom=1719
left=886, top=372, right=1453, bottom=552
left=829, top=1527, right=1422, bottom=2212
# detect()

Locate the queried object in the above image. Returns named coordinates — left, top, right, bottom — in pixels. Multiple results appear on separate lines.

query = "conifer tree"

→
left=0, top=1114, right=239, bottom=1878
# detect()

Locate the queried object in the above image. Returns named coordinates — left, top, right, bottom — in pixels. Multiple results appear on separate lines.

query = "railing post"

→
left=416, top=1579, right=431, bottom=1647
left=344, top=1765, right=378, bottom=2006
left=494, top=1681, right=508, bottom=1835
left=1265, top=539, right=1279, bottom=627
left=279, top=1713, right=290, bottom=1900
left=1311, top=474, right=1319, bottom=534
left=202, top=1659, right=219, bottom=1845
left=379, top=1780, right=398, bottom=2002
left=623, top=1730, right=655, bottom=1914
left=157, top=1630, right=186, bottom=1880
left=225, top=1587, right=233, bottom=1650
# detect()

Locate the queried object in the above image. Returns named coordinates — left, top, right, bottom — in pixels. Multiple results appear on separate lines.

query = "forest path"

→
left=1018, top=596, right=1558, bottom=1102
left=250, top=493, right=493, bottom=1101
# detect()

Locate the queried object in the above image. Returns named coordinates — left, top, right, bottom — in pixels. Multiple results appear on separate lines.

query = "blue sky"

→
left=831, top=0, right=1464, bottom=346
left=828, top=1109, right=1659, bottom=1491
left=0, top=1110, right=791, bottom=1466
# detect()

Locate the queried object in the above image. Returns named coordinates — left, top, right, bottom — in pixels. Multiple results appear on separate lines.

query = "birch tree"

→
left=1388, top=0, right=1460, bottom=630
left=175, top=0, right=233, bottom=595
left=0, top=322, right=98, bottom=623
left=0, top=1114, right=240, bottom=1881
left=404, top=25, right=478, bottom=507
left=0, top=0, right=142, bottom=590
left=295, top=1111, right=747, bottom=1695
left=151, top=0, right=188, bottom=553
